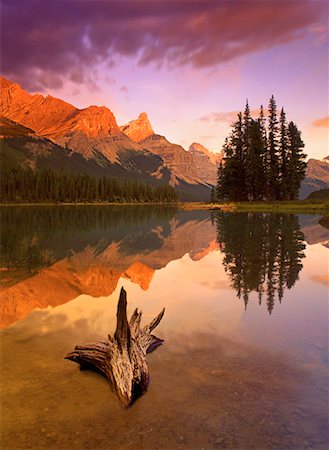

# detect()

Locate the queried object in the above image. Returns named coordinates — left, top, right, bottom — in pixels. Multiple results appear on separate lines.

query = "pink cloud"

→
left=312, top=116, right=329, bottom=128
left=199, top=109, right=269, bottom=124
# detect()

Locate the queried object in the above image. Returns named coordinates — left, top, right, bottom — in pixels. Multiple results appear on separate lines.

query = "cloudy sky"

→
left=2, top=0, right=328, bottom=158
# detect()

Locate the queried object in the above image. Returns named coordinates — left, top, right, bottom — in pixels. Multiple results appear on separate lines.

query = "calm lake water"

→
left=0, top=206, right=328, bottom=450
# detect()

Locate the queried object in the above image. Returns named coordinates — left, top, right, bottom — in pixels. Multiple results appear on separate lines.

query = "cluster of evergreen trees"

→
left=215, top=96, right=307, bottom=201
left=0, top=166, right=178, bottom=203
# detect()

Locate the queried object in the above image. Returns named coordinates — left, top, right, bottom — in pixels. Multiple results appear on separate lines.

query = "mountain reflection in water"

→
left=0, top=206, right=217, bottom=327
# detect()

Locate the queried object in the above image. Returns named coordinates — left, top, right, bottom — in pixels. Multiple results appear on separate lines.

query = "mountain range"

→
left=0, top=77, right=222, bottom=201
left=0, top=76, right=328, bottom=200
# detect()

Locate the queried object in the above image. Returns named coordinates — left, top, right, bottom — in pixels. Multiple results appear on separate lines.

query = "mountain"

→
left=189, top=142, right=222, bottom=166
left=121, top=114, right=223, bottom=187
left=0, top=116, right=112, bottom=175
left=120, top=112, right=154, bottom=142
left=188, top=143, right=223, bottom=184
left=141, top=134, right=200, bottom=185
left=0, top=77, right=213, bottom=200
left=300, top=156, right=329, bottom=199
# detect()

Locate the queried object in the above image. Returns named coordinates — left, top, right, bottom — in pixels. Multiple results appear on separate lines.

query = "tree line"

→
left=215, top=96, right=307, bottom=201
left=0, top=165, right=178, bottom=203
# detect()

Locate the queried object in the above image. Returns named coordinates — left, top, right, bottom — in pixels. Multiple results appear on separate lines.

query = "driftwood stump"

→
left=65, top=287, right=165, bottom=407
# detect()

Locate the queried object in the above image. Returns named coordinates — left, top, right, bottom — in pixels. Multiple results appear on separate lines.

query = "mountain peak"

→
left=139, top=112, right=148, bottom=120
left=189, top=142, right=223, bottom=166
left=120, top=112, right=154, bottom=142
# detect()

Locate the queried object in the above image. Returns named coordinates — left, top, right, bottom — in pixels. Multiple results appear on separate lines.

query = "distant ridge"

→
left=300, top=156, right=329, bottom=199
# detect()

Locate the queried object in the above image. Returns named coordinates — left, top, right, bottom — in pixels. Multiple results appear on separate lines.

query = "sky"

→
left=1, top=0, right=328, bottom=158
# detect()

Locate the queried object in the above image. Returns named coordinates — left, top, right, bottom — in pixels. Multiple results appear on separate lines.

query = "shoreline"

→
left=0, top=200, right=328, bottom=213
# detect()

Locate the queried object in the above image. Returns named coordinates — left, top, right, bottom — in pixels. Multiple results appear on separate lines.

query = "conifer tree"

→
left=243, top=101, right=253, bottom=200
left=224, top=113, right=245, bottom=201
left=267, top=95, right=280, bottom=200
left=279, top=108, right=289, bottom=200
left=286, top=122, right=307, bottom=200
left=248, top=119, right=266, bottom=200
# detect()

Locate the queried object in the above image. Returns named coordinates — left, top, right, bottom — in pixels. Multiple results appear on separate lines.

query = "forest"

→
left=0, top=165, right=178, bottom=203
left=215, top=96, right=307, bottom=202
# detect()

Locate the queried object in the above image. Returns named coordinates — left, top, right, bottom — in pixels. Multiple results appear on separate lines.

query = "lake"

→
left=0, top=206, right=328, bottom=449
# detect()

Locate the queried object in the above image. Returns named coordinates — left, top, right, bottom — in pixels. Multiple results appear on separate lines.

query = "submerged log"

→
left=65, top=287, right=165, bottom=407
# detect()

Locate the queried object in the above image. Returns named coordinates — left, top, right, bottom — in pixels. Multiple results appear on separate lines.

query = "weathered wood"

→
left=65, top=287, right=165, bottom=407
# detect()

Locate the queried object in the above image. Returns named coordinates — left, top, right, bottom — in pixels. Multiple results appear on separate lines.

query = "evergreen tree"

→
left=216, top=140, right=228, bottom=200
left=223, top=113, right=245, bottom=201
left=243, top=100, right=253, bottom=200
left=267, top=95, right=280, bottom=200
left=286, top=122, right=307, bottom=200
left=279, top=108, right=289, bottom=200
left=248, top=119, right=266, bottom=200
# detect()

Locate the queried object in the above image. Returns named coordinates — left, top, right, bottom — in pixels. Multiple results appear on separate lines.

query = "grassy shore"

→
left=1, top=200, right=329, bottom=213
left=180, top=200, right=329, bottom=213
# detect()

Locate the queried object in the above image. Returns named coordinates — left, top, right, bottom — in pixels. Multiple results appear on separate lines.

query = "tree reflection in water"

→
left=216, top=212, right=306, bottom=313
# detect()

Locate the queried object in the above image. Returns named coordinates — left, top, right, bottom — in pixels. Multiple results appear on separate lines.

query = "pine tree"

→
left=249, top=119, right=266, bottom=200
left=267, top=95, right=280, bottom=200
left=243, top=100, right=253, bottom=200
left=279, top=108, right=289, bottom=200
left=224, top=113, right=245, bottom=201
left=286, top=122, right=307, bottom=200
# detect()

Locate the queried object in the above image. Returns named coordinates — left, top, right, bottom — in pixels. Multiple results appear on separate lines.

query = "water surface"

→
left=1, top=206, right=328, bottom=449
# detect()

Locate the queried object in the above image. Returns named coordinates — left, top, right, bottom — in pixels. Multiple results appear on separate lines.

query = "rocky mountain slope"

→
left=188, top=143, right=223, bottom=184
left=120, top=112, right=154, bottom=142
left=300, top=156, right=329, bottom=199
left=140, top=134, right=201, bottom=185
left=0, top=116, right=111, bottom=175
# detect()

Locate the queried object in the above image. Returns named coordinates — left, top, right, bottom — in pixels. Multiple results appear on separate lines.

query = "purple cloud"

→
left=1, top=0, right=327, bottom=91
left=199, top=109, right=269, bottom=124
